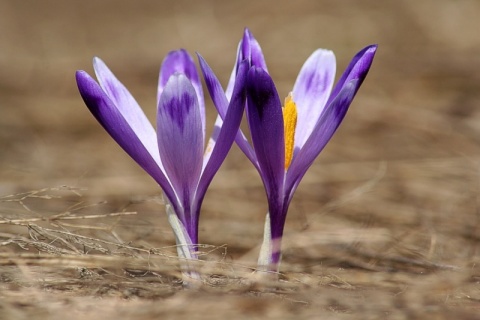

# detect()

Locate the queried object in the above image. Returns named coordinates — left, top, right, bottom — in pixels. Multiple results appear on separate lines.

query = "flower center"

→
left=283, top=93, right=297, bottom=169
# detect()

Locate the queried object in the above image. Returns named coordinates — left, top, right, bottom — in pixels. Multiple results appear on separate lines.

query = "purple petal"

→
left=285, top=45, right=377, bottom=199
left=225, top=43, right=242, bottom=101
left=196, top=54, right=229, bottom=118
left=242, top=28, right=268, bottom=70
left=158, top=49, right=206, bottom=137
left=270, top=200, right=290, bottom=262
left=292, top=49, right=336, bottom=149
left=195, top=60, right=248, bottom=206
left=285, top=80, right=359, bottom=201
left=75, top=70, right=177, bottom=208
left=226, top=28, right=268, bottom=99
left=157, top=73, right=204, bottom=218
left=246, top=67, right=285, bottom=200
left=197, top=54, right=258, bottom=167
left=327, top=45, right=377, bottom=106
left=93, top=58, right=161, bottom=166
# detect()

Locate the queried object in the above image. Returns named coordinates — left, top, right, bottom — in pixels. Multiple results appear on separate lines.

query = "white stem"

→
left=257, top=212, right=273, bottom=271
left=165, top=203, right=201, bottom=283
left=257, top=212, right=283, bottom=276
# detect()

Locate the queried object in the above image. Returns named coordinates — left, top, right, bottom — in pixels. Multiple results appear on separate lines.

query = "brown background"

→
left=1, top=0, right=480, bottom=319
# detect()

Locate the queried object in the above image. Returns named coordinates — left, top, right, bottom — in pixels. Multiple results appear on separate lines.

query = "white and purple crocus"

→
left=75, top=29, right=376, bottom=277
left=200, top=29, right=377, bottom=273
left=75, top=50, right=247, bottom=278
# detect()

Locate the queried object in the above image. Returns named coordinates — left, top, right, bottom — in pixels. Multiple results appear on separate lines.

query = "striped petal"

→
left=75, top=70, right=176, bottom=208
left=226, top=28, right=268, bottom=100
left=195, top=60, right=248, bottom=205
left=197, top=54, right=258, bottom=167
left=286, top=45, right=377, bottom=201
left=292, top=49, right=336, bottom=150
left=93, top=57, right=161, bottom=167
left=157, top=73, right=203, bottom=217
left=246, top=67, right=285, bottom=201
left=158, top=49, right=206, bottom=138
left=327, top=45, right=377, bottom=106
left=242, top=28, right=268, bottom=70
left=285, top=79, right=359, bottom=201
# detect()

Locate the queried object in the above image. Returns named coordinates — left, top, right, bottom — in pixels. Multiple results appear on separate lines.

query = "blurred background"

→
left=1, top=0, right=480, bottom=318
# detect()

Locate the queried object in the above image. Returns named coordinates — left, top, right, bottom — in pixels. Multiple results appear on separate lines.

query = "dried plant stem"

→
left=0, top=252, right=179, bottom=273
left=0, top=212, right=137, bottom=225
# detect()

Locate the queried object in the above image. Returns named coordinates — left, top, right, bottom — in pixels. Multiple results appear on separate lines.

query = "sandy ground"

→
left=1, top=0, right=480, bottom=319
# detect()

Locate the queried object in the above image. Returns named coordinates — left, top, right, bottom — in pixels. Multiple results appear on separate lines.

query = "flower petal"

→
left=285, top=79, right=359, bottom=201
left=226, top=28, right=268, bottom=100
left=93, top=57, right=161, bottom=166
left=158, top=49, right=206, bottom=138
left=246, top=67, right=285, bottom=200
left=76, top=70, right=177, bottom=208
left=327, top=44, right=377, bottom=106
left=195, top=60, right=248, bottom=206
left=286, top=45, right=377, bottom=199
left=242, top=28, right=268, bottom=71
left=197, top=54, right=258, bottom=167
left=157, top=73, right=204, bottom=217
left=292, top=49, right=336, bottom=150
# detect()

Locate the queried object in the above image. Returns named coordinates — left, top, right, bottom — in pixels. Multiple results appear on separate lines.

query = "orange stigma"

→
left=283, top=93, right=297, bottom=169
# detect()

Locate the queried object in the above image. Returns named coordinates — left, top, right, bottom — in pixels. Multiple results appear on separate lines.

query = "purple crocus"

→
left=75, top=49, right=247, bottom=277
left=200, top=29, right=377, bottom=272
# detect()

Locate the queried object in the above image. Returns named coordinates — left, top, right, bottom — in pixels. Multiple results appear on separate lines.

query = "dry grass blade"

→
left=0, top=211, right=138, bottom=225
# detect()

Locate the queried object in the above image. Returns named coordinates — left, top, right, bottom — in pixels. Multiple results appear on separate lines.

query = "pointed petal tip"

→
left=159, top=49, right=204, bottom=123
left=91, top=57, right=117, bottom=88
left=312, top=48, right=335, bottom=56
left=75, top=69, right=86, bottom=77
left=165, top=48, right=192, bottom=62
left=92, top=56, right=105, bottom=69
left=75, top=70, right=94, bottom=86
left=357, top=44, right=378, bottom=72
left=363, top=44, right=378, bottom=57
left=196, top=52, right=214, bottom=76
left=244, top=27, right=254, bottom=39
left=195, top=52, right=205, bottom=64
left=366, top=45, right=378, bottom=62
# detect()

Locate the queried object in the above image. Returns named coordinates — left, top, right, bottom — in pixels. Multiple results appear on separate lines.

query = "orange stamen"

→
left=283, top=93, right=297, bottom=169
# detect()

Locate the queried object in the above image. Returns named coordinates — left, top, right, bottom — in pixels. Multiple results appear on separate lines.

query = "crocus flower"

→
left=199, top=29, right=377, bottom=272
left=75, top=49, right=247, bottom=278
